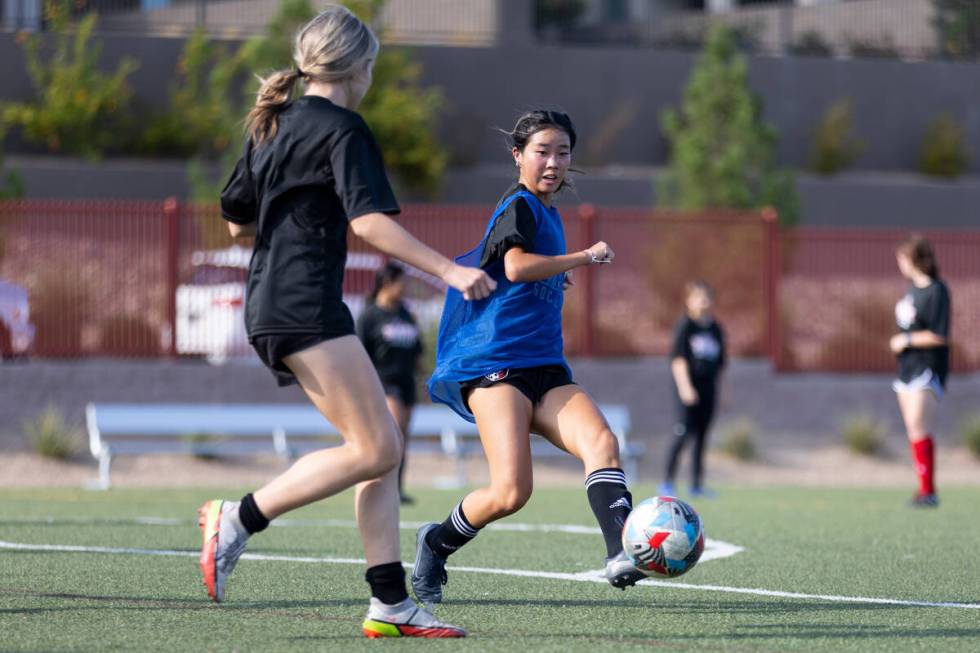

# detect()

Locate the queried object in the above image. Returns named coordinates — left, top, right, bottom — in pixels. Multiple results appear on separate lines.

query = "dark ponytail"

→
left=897, top=235, right=940, bottom=278
left=506, top=110, right=577, bottom=151
left=370, top=262, right=405, bottom=303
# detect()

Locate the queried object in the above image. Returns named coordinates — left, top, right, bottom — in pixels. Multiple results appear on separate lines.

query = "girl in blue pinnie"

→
left=412, top=110, right=645, bottom=605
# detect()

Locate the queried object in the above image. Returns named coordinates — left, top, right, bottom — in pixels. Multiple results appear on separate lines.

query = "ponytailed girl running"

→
left=412, top=110, right=645, bottom=606
left=199, top=5, right=495, bottom=638
left=891, top=235, right=950, bottom=508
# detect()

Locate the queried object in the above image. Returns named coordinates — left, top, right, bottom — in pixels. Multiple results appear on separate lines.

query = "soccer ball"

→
left=622, top=496, right=704, bottom=578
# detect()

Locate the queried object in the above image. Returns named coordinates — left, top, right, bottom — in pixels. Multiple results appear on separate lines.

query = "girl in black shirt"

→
left=891, top=236, right=950, bottom=508
left=199, top=5, right=494, bottom=638
left=659, top=281, right=726, bottom=499
left=357, top=263, right=423, bottom=505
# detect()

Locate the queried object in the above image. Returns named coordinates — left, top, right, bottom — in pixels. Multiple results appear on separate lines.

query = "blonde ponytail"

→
left=245, top=68, right=302, bottom=145
left=243, top=5, right=379, bottom=146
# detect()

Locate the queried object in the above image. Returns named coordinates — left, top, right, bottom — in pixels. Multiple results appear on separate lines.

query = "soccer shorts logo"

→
left=484, top=369, right=510, bottom=382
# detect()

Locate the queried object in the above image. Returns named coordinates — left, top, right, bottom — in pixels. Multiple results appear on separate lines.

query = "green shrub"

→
left=716, top=418, right=758, bottom=461
left=960, top=414, right=980, bottom=459
left=659, top=25, right=799, bottom=225
left=809, top=99, right=863, bottom=175
left=841, top=414, right=885, bottom=456
left=181, top=433, right=227, bottom=460
left=848, top=36, right=901, bottom=59
left=0, top=134, right=24, bottom=200
left=24, top=406, right=81, bottom=460
left=934, top=0, right=980, bottom=59
left=1, top=1, right=137, bottom=157
left=792, top=31, right=834, bottom=57
left=140, top=28, right=241, bottom=160
left=919, top=114, right=969, bottom=178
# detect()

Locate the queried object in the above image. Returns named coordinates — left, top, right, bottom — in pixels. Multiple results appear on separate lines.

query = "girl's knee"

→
left=490, top=481, right=533, bottom=517
left=354, top=428, right=402, bottom=477
left=582, top=427, right=621, bottom=467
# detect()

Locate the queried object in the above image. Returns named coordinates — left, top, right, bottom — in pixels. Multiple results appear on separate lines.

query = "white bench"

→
left=85, top=402, right=640, bottom=489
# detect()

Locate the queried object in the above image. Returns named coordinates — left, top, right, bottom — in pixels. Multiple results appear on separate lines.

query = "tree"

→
left=1, top=0, right=137, bottom=158
left=808, top=99, right=863, bottom=175
left=191, top=0, right=446, bottom=200
left=658, top=25, right=798, bottom=225
left=934, top=0, right=980, bottom=59
left=141, top=28, right=242, bottom=159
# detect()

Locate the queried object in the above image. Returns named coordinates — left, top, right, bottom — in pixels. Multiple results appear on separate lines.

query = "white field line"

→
left=1, top=538, right=978, bottom=611
left=4, top=516, right=743, bottom=563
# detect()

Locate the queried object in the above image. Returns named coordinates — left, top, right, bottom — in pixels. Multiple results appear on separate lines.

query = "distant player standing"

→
left=659, top=281, right=725, bottom=498
left=357, top=263, right=424, bottom=505
left=198, top=5, right=495, bottom=637
left=891, top=236, right=950, bottom=508
left=412, top=110, right=647, bottom=608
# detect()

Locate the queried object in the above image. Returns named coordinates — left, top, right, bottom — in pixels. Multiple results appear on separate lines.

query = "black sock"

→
left=425, top=502, right=480, bottom=558
left=238, top=493, right=270, bottom=535
left=365, top=561, right=409, bottom=605
left=585, top=467, right=632, bottom=559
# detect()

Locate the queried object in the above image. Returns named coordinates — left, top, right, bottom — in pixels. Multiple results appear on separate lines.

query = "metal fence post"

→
left=762, top=207, right=782, bottom=370
left=164, top=197, right=180, bottom=359
left=579, top=204, right=597, bottom=357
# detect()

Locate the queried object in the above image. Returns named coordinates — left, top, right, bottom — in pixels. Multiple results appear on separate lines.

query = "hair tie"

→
left=295, top=66, right=307, bottom=78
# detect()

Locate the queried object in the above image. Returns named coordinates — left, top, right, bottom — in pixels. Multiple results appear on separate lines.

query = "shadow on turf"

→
left=0, top=587, right=366, bottom=615
left=449, top=598, right=980, bottom=616
left=677, top=622, right=980, bottom=641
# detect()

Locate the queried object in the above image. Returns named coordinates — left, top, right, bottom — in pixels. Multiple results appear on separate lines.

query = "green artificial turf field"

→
left=1, top=486, right=978, bottom=652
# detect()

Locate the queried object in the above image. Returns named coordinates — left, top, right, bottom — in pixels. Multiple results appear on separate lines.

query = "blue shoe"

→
left=689, top=486, right=717, bottom=499
left=657, top=482, right=676, bottom=497
left=908, top=493, right=938, bottom=508
left=411, top=523, right=448, bottom=607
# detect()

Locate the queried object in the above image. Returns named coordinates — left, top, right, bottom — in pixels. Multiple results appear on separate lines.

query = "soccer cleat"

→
left=908, top=493, right=939, bottom=508
left=198, top=499, right=249, bottom=603
left=605, top=550, right=647, bottom=590
left=362, top=597, right=465, bottom=638
left=411, top=523, right=448, bottom=606
left=657, top=482, right=676, bottom=497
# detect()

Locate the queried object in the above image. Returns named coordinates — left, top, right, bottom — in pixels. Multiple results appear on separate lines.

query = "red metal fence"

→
left=1, top=199, right=976, bottom=372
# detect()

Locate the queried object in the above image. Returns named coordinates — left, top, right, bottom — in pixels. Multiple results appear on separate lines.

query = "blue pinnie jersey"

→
left=428, top=189, right=572, bottom=421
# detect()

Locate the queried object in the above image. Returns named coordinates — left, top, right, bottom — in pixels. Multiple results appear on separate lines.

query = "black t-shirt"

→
left=895, top=278, right=951, bottom=385
left=356, top=302, right=423, bottom=384
left=671, top=315, right=726, bottom=390
left=479, top=183, right=538, bottom=268
left=220, top=96, right=400, bottom=337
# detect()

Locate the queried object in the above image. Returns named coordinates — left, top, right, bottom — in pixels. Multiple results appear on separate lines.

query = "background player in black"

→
left=198, top=5, right=495, bottom=639
left=659, top=281, right=726, bottom=498
left=891, top=236, right=950, bottom=508
left=357, top=263, right=423, bottom=505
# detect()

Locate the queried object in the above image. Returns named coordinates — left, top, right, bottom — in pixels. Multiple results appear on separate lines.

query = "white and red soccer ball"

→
left=622, top=496, right=704, bottom=578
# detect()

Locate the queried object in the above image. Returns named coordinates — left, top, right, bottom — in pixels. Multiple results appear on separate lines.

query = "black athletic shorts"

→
left=460, top=364, right=574, bottom=410
left=251, top=329, right=352, bottom=387
left=382, top=376, right=417, bottom=407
